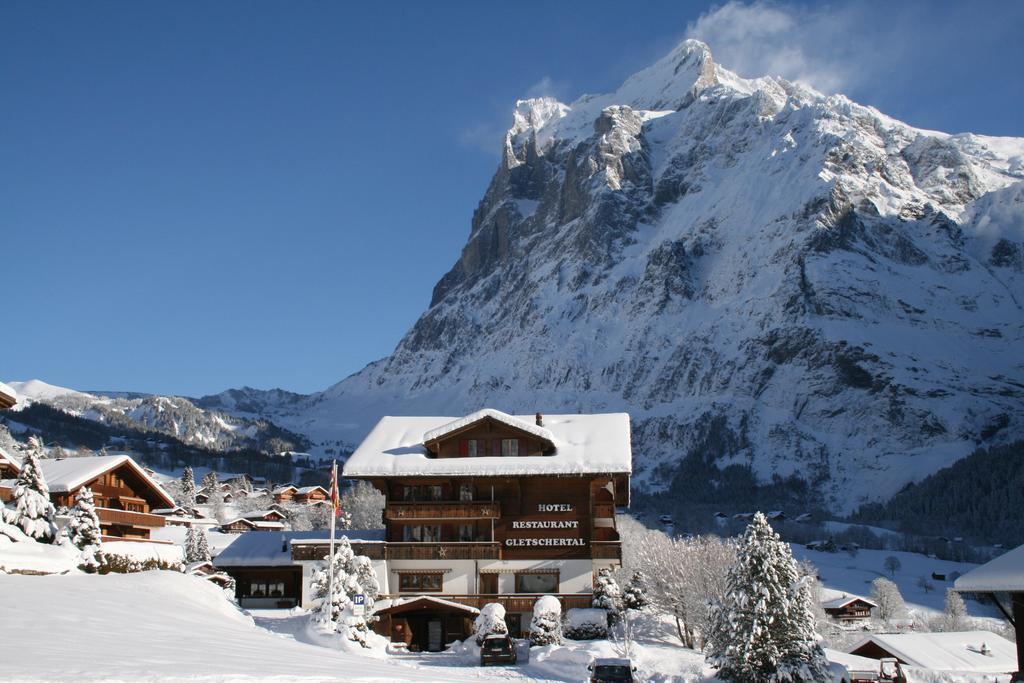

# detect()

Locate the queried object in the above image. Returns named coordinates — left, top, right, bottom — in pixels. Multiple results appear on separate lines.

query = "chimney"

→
left=535, top=412, right=544, bottom=427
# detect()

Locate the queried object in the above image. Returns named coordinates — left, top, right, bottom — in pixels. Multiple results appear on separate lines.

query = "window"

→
left=403, top=485, right=443, bottom=502
left=501, top=439, right=519, bottom=457
left=459, top=484, right=474, bottom=501
left=399, top=573, right=443, bottom=592
left=402, top=524, right=441, bottom=542
left=515, top=572, right=558, bottom=594
left=467, top=439, right=478, bottom=456
left=458, top=523, right=475, bottom=542
left=245, top=580, right=285, bottom=598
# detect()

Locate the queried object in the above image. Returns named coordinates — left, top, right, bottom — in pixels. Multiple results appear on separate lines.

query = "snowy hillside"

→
left=220, top=39, right=1024, bottom=514
left=5, top=379, right=310, bottom=455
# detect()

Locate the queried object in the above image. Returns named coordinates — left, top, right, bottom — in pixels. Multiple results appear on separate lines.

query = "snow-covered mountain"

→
left=129, top=40, right=1024, bottom=512
left=6, top=379, right=310, bottom=454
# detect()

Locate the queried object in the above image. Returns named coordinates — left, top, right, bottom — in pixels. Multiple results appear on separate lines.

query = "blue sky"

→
left=3, top=1, right=1022, bottom=397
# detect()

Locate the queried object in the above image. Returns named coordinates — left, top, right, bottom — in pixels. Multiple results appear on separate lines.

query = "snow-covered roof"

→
left=821, top=594, right=877, bottom=610
left=0, top=381, right=17, bottom=406
left=955, top=543, right=1024, bottom=593
left=222, top=518, right=285, bottom=530
left=295, top=486, right=328, bottom=495
left=213, top=530, right=385, bottom=567
left=423, top=409, right=555, bottom=445
left=272, top=485, right=297, bottom=494
left=0, top=447, right=21, bottom=473
left=373, top=595, right=480, bottom=615
left=151, top=507, right=187, bottom=515
left=37, top=456, right=175, bottom=507
left=849, top=631, right=1017, bottom=672
left=344, top=412, right=632, bottom=478
left=241, top=509, right=284, bottom=520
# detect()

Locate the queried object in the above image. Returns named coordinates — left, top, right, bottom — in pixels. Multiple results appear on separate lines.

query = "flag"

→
left=330, top=460, right=341, bottom=519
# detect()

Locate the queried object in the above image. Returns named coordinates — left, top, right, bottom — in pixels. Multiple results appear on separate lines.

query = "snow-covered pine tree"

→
left=310, top=537, right=355, bottom=627
left=65, top=486, right=102, bottom=572
left=592, top=567, right=624, bottom=625
left=185, top=525, right=211, bottom=563
left=12, top=436, right=58, bottom=543
left=529, top=595, right=564, bottom=646
left=351, top=554, right=379, bottom=613
left=474, top=602, right=509, bottom=644
left=622, top=570, right=650, bottom=611
left=180, top=466, right=196, bottom=509
left=706, top=511, right=829, bottom=683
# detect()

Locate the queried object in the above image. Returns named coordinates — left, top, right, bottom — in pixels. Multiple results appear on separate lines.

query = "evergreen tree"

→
left=592, top=567, right=624, bottom=625
left=622, top=570, right=650, bottom=611
left=180, top=466, right=196, bottom=509
left=706, top=512, right=829, bottom=683
left=65, top=486, right=102, bottom=572
left=308, top=536, right=372, bottom=646
left=185, top=525, right=211, bottom=563
left=529, top=595, right=564, bottom=646
left=12, top=437, right=58, bottom=543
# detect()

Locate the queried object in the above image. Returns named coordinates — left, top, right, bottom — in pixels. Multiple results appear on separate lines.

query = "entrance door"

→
left=427, top=619, right=443, bottom=652
left=480, top=573, right=498, bottom=594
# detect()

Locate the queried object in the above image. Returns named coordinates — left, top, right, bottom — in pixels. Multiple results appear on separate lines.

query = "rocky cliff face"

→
left=232, top=41, right=1024, bottom=513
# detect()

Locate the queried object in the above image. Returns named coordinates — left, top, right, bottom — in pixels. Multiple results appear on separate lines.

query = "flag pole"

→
left=327, top=459, right=337, bottom=621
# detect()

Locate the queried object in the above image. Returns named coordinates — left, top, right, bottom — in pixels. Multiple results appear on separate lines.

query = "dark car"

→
left=480, top=634, right=517, bottom=666
left=588, top=658, right=637, bottom=682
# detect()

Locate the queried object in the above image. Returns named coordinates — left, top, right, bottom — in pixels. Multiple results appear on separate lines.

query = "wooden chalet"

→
left=0, top=455, right=174, bottom=542
left=338, top=408, right=632, bottom=649
left=822, top=594, right=877, bottom=622
left=272, top=485, right=297, bottom=503
left=220, top=517, right=285, bottom=533
left=848, top=631, right=1017, bottom=675
left=293, top=486, right=329, bottom=504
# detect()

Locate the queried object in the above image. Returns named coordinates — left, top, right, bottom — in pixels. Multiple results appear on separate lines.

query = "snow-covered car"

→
left=588, top=657, right=636, bottom=682
left=658, top=514, right=674, bottom=525
left=479, top=634, right=517, bottom=666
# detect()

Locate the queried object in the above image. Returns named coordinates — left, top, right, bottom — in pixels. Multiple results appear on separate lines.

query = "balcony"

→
left=291, top=542, right=501, bottom=562
left=385, top=501, right=500, bottom=521
left=96, top=507, right=166, bottom=529
left=385, top=542, right=501, bottom=560
left=378, top=593, right=593, bottom=611
left=591, top=541, right=621, bottom=560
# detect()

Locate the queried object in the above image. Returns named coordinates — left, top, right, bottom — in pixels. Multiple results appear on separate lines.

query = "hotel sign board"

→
left=504, top=502, right=587, bottom=549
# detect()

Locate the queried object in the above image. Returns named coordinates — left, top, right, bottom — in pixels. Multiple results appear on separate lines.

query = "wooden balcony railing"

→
left=97, top=507, right=166, bottom=529
left=379, top=593, right=593, bottom=612
left=385, top=501, right=500, bottom=520
left=385, top=542, right=501, bottom=560
left=591, top=541, right=621, bottom=560
left=292, top=542, right=386, bottom=562
left=291, top=542, right=501, bottom=562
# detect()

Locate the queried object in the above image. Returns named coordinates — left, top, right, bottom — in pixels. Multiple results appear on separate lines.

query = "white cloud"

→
left=458, top=121, right=506, bottom=158
left=684, top=1, right=865, bottom=94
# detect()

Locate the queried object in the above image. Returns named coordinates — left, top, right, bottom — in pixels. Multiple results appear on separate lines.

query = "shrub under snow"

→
left=530, top=595, right=563, bottom=646
left=563, top=607, right=608, bottom=640
left=473, top=602, right=508, bottom=644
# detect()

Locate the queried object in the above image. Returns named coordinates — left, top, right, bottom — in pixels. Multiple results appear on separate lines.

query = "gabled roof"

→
left=344, top=411, right=632, bottom=478
left=272, top=485, right=297, bottom=494
left=423, top=409, right=555, bottom=447
left=955, top=543, right=1024, bottom=593
left=821, top=594, right=877, bottom=610
left=849, top=631, right=1017, bottom=672
left=39, top=455, right=175, bottom=507
left=294, top=486, right=328, bottom=495
left=241, top=509, right=286, bottom=521
left=221, top=518, right=285, bottom=530
left=373, top=595, right=480, bottom=617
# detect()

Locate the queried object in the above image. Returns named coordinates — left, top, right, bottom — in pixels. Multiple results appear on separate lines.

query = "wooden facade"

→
left=823, top=596, right=877, bottom=622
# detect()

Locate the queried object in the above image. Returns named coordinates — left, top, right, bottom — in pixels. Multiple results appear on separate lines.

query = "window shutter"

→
left=459, top=439, right=468, bottom=457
